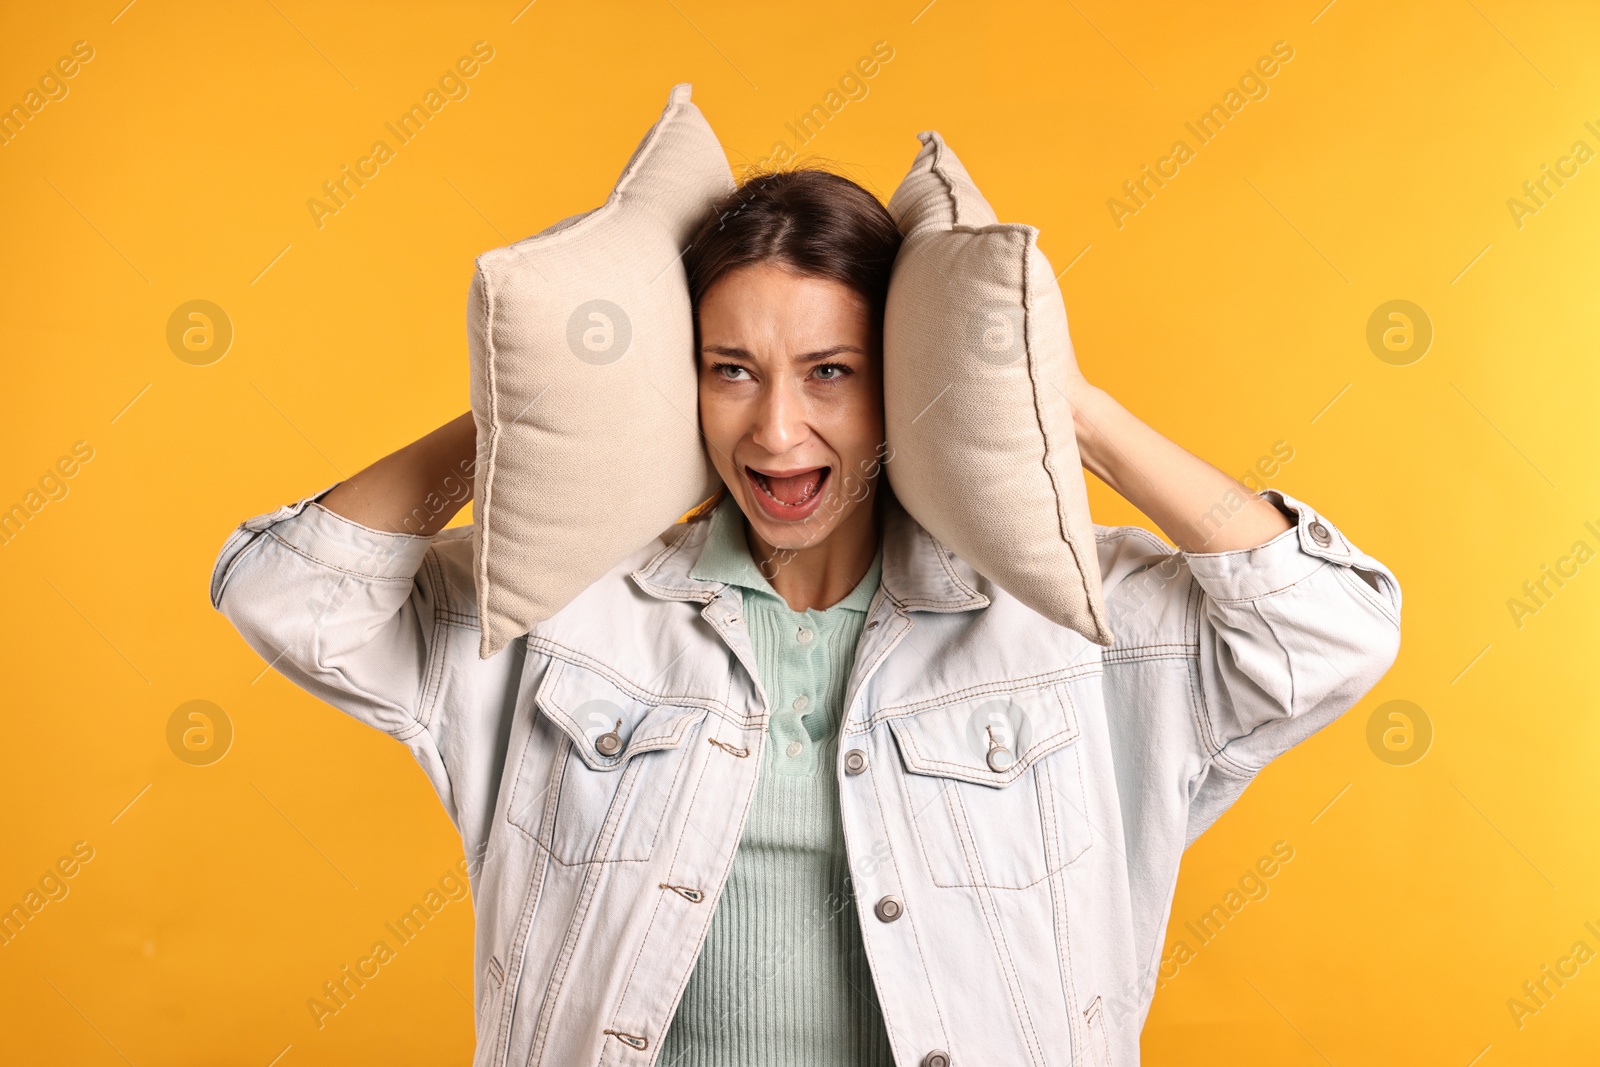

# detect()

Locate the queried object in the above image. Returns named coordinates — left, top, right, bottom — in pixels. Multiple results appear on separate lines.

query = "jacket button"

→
left=594, top=730, right=623, bottom=757
left=921, top=1051, right=951, bottom=1067
left=844, top=749, right=868, bottom=775
left=1308, top=520, right=1332, bottom=547
left=874, top=895, right=903, bottom=922
left=985, top=746, right=1014, bottom=772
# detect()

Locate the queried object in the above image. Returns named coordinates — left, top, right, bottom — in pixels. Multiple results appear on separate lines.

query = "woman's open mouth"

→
left=744, top=465, right=830, bottom=522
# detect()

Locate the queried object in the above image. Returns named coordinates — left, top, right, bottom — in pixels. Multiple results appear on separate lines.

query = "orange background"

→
left=2, top=1, right=1597, bottom=1064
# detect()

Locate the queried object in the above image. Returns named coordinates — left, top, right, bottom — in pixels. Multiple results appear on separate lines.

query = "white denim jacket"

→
left=211, top=482, right=1400, bottom=1067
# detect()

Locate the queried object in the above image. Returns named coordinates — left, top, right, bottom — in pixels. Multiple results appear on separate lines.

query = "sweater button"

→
left=792, top=694, right=810, bottom=711
left=874, top=895, right=903, bottom=922
left=785, top=740, right=803, bottom=758
left=1308, top=520, right=1332, bottom=547
left=796, top=626, right=814, bottom=644
left=843, top=749, right=868, bottom=775
left=921, top=1052, right=950, bottom=1067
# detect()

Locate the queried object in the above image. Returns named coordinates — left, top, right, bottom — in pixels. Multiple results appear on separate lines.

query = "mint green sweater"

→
left=659, top=495, right=895, bottom=1065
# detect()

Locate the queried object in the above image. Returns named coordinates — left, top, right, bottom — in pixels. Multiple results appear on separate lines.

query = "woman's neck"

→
left=741, top=494, right=881, bottom=612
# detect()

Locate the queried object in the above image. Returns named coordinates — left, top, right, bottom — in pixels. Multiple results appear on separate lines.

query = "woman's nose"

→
left=749, top=379, right=806, bottom=457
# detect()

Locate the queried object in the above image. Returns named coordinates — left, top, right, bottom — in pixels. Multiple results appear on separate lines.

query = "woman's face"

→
left=697, top=261, right=886, bottom=562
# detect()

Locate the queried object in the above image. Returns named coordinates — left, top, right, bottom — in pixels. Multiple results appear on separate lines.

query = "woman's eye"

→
left=813, top=363, right=850, bottom=382
left=712, top=362, right=751, bottom=381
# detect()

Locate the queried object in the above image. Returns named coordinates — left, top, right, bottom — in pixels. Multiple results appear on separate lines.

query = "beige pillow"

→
left=467, top=83, right=729, bottom=658
left=884, top=131, right=1113, bottom=646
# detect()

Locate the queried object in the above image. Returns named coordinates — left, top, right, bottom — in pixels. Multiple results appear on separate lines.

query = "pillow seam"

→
left=1020, top=229, right=1109, bottom=640
left=475, top=264, right=502, bottom=656
left=611, top=87, right=688, bottom=203
left=928, top=132, right=963, bottom=227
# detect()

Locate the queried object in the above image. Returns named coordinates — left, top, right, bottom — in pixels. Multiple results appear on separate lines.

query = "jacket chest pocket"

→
left=887, top=680, right=1093, bottom=890
left=506, top=658, right=710, bottom=865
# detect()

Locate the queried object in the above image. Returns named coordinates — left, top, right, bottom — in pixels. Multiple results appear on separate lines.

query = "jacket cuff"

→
left=210, top=481, right=434, bottom=608
left=1181, top=488, right=1359, bottom=601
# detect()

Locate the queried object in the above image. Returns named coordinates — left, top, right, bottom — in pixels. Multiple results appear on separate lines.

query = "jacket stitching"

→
left=521, top=710, right=710, bottom=1062
left=526, top=841, right=597, bottom=1061
left=1051, top=686, right=1094, bottom=868
left=869, top=664, right=1101, bottom=723
left=505, top=719, right=562, bottom=843
left=630, top=527, right=713, bottom=599
left=540, top=697, right=707, bottom=780
left=895, top=747, right=1076, bottom=892
left=528, top=736, right=635, bottom=1062
left=1040, top=758, right=1084, bottom=1066
left=893, top=721, right=1076, bottom=785
left=1197, top=563, right=1325, bottom=604
left=1103, top=640, right=1191, bottom=655
left=300, top=500, right=432, bottom=542
left=944, top=754, right=1049, bottom=1065
left=494, top=713, right=562, bottom=1061
left=863, top=753, right=951, bottom=1057
left=416, top=549, right=450, bottom=732
left=526, top=670, right=703, bottom=865
left=945, top=783, right=985, bottom=886
left=210, top=526, right=267, bottom=609
left=264, top=529, right=417, bottom=582
left=835, top=610, right=915, bottom=735
left=1102, top=648, right=1191, bottom=666
left=1185, top=583, right=1225, bottom=761
left=609, top=718, right=728, bottom=1048
left=889, top=595, right=986, bottom=611
left=523, top=636, right=740, bottom=719
left=927, top=530, right=986, bottom=605
left=1203, top=746, right=1260, bottom=779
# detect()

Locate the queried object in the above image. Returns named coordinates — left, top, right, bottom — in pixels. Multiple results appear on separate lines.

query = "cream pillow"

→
left=467, top=83, right=729, bottom=658
left=884, top=131, right=1113, bottom=646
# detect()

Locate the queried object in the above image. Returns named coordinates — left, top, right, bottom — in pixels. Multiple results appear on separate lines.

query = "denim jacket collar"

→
left=630, top=493, right=991, bottom=614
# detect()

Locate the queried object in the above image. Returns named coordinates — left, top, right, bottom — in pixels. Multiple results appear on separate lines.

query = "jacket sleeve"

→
left=1100, top=489, right=1401, bottom=844
left=208, top=481, right=472, bottom=800
left=1179, top=488, right=1401, bottom=843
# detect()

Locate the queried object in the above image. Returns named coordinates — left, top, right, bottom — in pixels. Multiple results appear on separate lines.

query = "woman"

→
left=212, top=170, right=1401, bottom=1067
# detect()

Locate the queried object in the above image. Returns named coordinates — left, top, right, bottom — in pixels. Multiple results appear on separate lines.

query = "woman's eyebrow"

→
left=700, top=343, right=868, bottom=363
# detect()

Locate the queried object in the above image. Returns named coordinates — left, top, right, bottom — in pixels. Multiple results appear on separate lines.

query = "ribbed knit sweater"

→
left=658, top=494, right=896, bottom=1066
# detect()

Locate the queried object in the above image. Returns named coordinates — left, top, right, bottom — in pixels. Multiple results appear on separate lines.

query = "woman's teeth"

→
left=751, top=467, right=827, bottom=506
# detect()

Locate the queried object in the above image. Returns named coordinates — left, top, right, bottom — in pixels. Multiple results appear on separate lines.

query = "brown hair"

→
left=684, top=168, right=902, bottom=320
left=681, top=167, right=903, bottom=523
